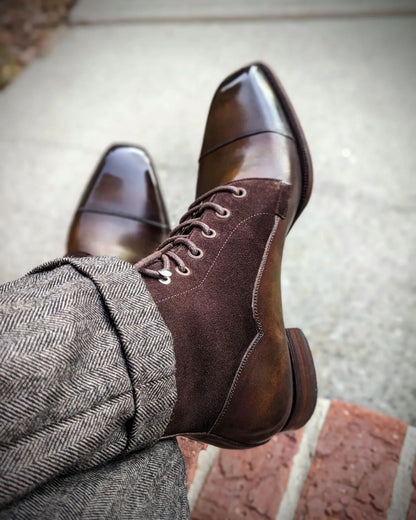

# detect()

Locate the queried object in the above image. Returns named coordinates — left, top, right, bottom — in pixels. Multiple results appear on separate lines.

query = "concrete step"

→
left=70, top=0, right=416, bottom=24
left=180, top=399, right=416, bottom=519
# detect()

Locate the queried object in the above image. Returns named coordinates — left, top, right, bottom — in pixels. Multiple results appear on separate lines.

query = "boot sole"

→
left=282, top=328, right=317, bottom=431
left=254, top=62, right=314, bottom=227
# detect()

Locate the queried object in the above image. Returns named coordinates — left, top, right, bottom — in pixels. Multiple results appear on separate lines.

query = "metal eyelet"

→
left=233, top=187, right=247, bottom=198
left=188, top=248, right=203, bottom=259
left=216, top=208, right=231, bottom=219
left=176, top=266, right=191, bottom=276
left=202, top=228, right=217, bottom=239
left=158, top=268, right=172, bottom=285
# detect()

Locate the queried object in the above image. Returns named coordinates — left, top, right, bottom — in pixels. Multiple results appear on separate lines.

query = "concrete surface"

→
left=70, top=0, right=416, bottom=22
left=0, top=3, right=415, bottom=424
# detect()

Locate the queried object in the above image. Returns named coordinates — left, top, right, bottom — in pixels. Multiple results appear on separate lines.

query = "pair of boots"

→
left=67, top=63, right=317, bottom=449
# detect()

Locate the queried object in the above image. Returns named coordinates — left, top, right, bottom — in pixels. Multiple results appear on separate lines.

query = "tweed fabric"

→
left=0, top=256, right=186, bottom=517
left=0, top=440, right=189, bottom=520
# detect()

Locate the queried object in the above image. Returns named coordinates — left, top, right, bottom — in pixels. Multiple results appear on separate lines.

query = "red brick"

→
left=406, top=458, right=416, bottom=520
left=177, top=437, right=207, bottom=489
left=294, top=400, right=407, bottom=520
left=192, top=430, right=303, bottom=520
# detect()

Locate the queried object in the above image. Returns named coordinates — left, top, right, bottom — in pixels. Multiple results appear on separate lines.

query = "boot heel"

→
left=283, top=328, right=317, bottom=431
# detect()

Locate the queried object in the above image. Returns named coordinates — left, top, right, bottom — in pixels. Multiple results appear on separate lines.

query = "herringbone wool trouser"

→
left=0, top=256, right=190, bottom=519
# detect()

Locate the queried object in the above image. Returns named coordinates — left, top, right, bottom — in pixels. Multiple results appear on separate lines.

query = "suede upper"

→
left=143, top=179, right=290, bottom=435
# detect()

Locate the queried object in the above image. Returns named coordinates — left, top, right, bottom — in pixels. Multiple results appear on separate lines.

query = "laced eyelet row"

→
left=135, top=184, right=249, bottom=285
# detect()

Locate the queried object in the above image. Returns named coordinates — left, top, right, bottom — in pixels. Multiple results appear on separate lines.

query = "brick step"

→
left=178, top=399, right=416, bottom=519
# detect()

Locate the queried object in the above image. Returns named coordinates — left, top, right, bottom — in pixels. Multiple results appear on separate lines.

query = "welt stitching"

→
left=252, top=216, right=279, bottom=334
left=209, top=216, right=280, bottom=432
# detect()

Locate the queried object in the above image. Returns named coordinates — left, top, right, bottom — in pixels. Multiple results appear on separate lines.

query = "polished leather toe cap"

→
left=200, top=63, right=294, bottom=159
left=66, top=144, right=170, bottom=261
left=76, top=145, right=169, bottom=227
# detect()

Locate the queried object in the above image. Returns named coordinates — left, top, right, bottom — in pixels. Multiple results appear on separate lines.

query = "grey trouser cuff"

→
left=0, top=256, right=176, bottom=507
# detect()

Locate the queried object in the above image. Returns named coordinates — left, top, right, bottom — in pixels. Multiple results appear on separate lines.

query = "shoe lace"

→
left=135, top=185, right=245, bottom=283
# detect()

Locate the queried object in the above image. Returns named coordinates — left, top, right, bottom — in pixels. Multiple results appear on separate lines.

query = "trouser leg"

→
left=0, top=440, right=189, bottom=520
left=0, top=256, right=188, bottom=517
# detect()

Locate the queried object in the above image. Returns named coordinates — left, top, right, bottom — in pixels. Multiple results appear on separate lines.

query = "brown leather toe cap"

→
left=67, top=144, right=170, bottom=261
left=200, top=63, right=294, bottom=159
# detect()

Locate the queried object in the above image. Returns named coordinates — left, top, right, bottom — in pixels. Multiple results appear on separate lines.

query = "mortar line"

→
left=275, top=398, right=331, bottom=520
left=387, top=425, right=416, bottom=520
left=187, top=445, right=220, bottom=512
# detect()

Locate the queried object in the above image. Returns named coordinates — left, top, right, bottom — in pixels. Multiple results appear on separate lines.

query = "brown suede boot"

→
left=136, top=63, right=317, bottom=449
left=66, top=144, right=170, bottom=262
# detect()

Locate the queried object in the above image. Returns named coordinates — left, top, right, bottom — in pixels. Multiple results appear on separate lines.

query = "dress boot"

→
left=136, top=63, right=317, bottom=448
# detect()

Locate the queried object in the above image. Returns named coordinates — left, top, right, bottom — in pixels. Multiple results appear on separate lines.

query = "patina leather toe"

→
left=198, top=62, right=313, bottom=227
left=66, top=145, right=170, bottom=262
